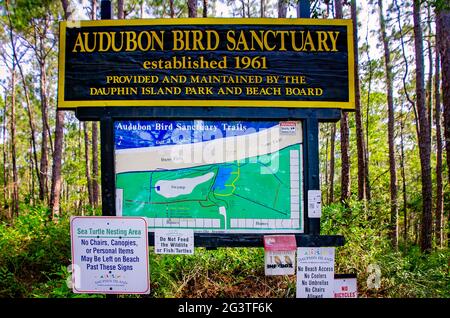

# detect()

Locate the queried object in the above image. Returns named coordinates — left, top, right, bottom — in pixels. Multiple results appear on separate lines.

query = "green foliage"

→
left=149, top=247, right=282, bottom=298
left=0, top=205, right=448, bottom=298
left=0, top=204, right=71, bottom=297
left=322, top=201, right=450, bottom=298
left=1, top=0, right=58, bottom=30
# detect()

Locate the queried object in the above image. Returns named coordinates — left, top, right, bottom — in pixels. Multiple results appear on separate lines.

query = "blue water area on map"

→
left=114, top=120, right=280, bottom=150
left=212, top=167, right=233, bottom=191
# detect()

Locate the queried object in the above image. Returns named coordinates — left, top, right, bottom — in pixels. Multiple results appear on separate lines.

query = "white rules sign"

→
left=70, top=216, right=150, bottom=294
left=296, top=247, right=335, bottom=298
left=154, top=229, right=194, bottom=254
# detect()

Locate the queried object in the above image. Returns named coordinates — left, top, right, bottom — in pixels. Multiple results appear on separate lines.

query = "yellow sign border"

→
left=58, top=18, right=355, bottom=110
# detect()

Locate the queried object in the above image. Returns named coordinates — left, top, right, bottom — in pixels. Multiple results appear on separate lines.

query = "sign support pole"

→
left=297, top=0, right=311, bottom=19
left=99, top=2, right=116, bottom=218
left=99, top=1, right=117, bottom=298
left=100, top=0, right=112, bottom=20
left=304, top=118, right=321, bottom=235
left=297, top=0, right=320, bottom=236
left=100, top=113, right=116, bottom=216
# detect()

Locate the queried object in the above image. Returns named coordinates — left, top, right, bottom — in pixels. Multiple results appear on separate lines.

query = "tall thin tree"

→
left=378, top=0, right=398, bottom=249
left=51, top=0, right=72, bottom=219
left=203, top=0, right=208, bottom=17
left=278, top=0, right=287, bottom=18
left=84, top=122, right=94, bottom=206
left=352, top=0, right=368, bottom=202
left=434, top=35, right=443, bottom=248
left=188, top=0, right=197, bottom=17
left=413, top=0, right=433, bottom=252
left=91, top=0, right=99, bottom=208
left=118, top=0, right=125, bottom=19
left=170, top=0, right=175, bottom=18
left=435, top=5, right=449, bottom=246
left=335, top=0, right=351, bottom=205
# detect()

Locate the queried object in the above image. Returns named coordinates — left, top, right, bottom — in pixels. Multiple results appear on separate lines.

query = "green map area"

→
left=116, top=144, right=303, bottom=232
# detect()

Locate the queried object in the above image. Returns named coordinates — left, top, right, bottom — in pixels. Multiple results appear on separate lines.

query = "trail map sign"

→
left=58, top=18, right=354, bottom=109
left=115, top=120, right=303, bottom=233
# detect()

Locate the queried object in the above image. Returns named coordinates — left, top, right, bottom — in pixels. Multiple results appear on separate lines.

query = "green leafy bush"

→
left=0, top=201, right=448, bottom=298
left=322, top=200, right=450, bottom=298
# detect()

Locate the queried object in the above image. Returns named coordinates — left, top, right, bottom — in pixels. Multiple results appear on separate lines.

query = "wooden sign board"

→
left=58, top=18, right=354, bottom=109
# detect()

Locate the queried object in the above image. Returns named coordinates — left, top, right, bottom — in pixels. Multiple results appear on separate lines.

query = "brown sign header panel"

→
left=58, top=18, right=354, bottom=109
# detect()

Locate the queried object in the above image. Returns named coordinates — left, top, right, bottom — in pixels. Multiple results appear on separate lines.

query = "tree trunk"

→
left=91, top=0, right=97, bottom=19
left=16, top=58, right=40, bottom=204
left=278, top=0, right=287, bottom=18
left=10, top=68, right=19, bottom=217
left=50, top=2, right=68, bottom=216
left=118, top=0, right=125, bottom=19
left=434, top=45, right=443, bottom=248
left=328, top=123, right=336, bottom=205
left=340, top=111, right=351, bottom=205
left=4, top=6, right=19, bottom=217
left=435, top=6, right=450, bottom=247
left=335, top=0, right=350, bottom=205
left=84, top=123, right=93, bottom=206
left=435, top=7, right=450, bottom=247
left=2, top=90, right=8, bottom=214
left=39, top=61, right=49, bottom=204
left=50, top=110, right=64, bottom=220
left=90, top=0, right=99, bottom=209
left=61, top=0, right=71, bottom=20
left=400, top=114, right=408, bottom=248
left=29, top=138, right=34, bottom=205
left=364, top=12, right=372, bottom=202
left=92, top=122, right=99, bottom=208
left=260, top=0, right=265, bottom=17
left=170, top=0, right=175, bottom=18
left=426, top=4, right=433, bottom=134
left=441, top=10, right=450, bottom=185
left=335, top=0, right=343, bottom=19
left=352, top=0, right=367, bottom=202
left=188, top=0, right=197, bottom=18
left=5, top=3, right=41, bottom=212
left=378, top=0, right=398, bottom=249
left=394, top=0, right=420, bottom=139
left=203, top=0, right=208, bottom=17
left=413, top=0, right=433, bottom=253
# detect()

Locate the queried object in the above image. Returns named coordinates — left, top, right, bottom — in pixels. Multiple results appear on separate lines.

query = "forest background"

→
left=0, top=0, right=449, bottom=298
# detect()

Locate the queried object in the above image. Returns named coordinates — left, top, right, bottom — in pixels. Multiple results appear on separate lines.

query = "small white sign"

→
left=307, top=190, right=322, bottom=218
left=154, top=229, right=194, bottom=254
left=296, top=247, right=335, bottom=298
left=70, top=216, right=150, bottom=294
left=334, top=277, right=358, bottom=298
left=280, top=121, right=297, bottom=135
